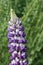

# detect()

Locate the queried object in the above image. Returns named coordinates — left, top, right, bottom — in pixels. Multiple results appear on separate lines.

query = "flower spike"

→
left=8, top=9, right=28, bottom=65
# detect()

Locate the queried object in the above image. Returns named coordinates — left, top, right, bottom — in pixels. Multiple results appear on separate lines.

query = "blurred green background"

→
left=0, top=0, right=43, bottom=65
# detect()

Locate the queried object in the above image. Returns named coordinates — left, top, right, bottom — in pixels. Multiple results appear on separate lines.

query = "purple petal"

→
left=22, top=39, right=26, bottom=43
left=8, top=33, right=14, bottom=38
left=15, top=57, right=19, bottom=65
left=16, top=29, right=19, bottom=35
left=18, top=39, right=26, bottom=44
left=9, top=40, right=14, bottom=43
left=10, top=56, right=15, bottom=60
left=9, top=48, right=14, bottom=53
left=20, top=63, right=24, bottom=65
left=18, top=39, right=22, bottom=43
left=16, top=32, right=19, bottom=36
left=21, top=53, right=27, bottom=59
left=8, top=27, right=14, bottom=32
left=14, top=25, right=16, bottom=28
left=9, top=63, right=12, bottom=65
left=22, top=32, right=26, bottom=37
left=9, top=63, right=16, bottom=65
left=19, top=31, right=26, bottom=37
left=12, top=51, right=18, bottom=57
left=9, top=39, right=18, bottom=43
left=18, top=52, right=21, bottom=59
left=20, top=45, right=26, bottom=51
left=8, top=44, right=13, bottom=48
left=20, top=61, right=24, bottom=65
left=8, top=44, right=16, bottom=48
left=23, top=61, right=28, bottom=65
left=18, top=26, right=24, bottom=31
left=16, top=44, right=20, bottom=51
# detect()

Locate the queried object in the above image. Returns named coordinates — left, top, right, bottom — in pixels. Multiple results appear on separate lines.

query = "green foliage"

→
left=0, top=0, right=43, bottom=65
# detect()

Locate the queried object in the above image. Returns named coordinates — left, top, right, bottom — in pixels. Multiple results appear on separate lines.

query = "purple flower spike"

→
left=8, top=10, right=28, bottom=65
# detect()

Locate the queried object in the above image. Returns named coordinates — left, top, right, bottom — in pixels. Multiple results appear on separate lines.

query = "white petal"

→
left=12, top=51, right=17, bottom=56
left=15, top=57, right=19, bottom=62
left=10, top=31, right=15, bottom=34
left=11, top=43, right=16, bottom=46
left=23, top=59, right=26, bottom=63
left=22, top=52, right=25, bottom=56
left=8, top=21, right=13, bottom=25
left=11, top=60, right=16, bottom=64
left=20, top=60, right=23, bottom=63
left=20, top=44, right=25, bottom=47
left=19, top=31, right=23, bottom=34
left=16, top=44, right=19, bottom=47
left=16, top=29, right=19, bottom=32
left=18, top=51, right=21, bottom=55
left=14, top=36, right=18, bottom=39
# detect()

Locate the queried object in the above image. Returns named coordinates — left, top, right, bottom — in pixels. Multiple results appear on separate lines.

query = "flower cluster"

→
left=8, top=16, right=28, bottom=65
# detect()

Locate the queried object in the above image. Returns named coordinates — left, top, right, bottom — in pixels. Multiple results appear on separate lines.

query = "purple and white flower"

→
left=8, top=14, right=28, bottom=65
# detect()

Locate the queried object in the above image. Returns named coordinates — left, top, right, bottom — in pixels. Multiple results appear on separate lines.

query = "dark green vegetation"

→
left=0, top=0, right=43, bottom=65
